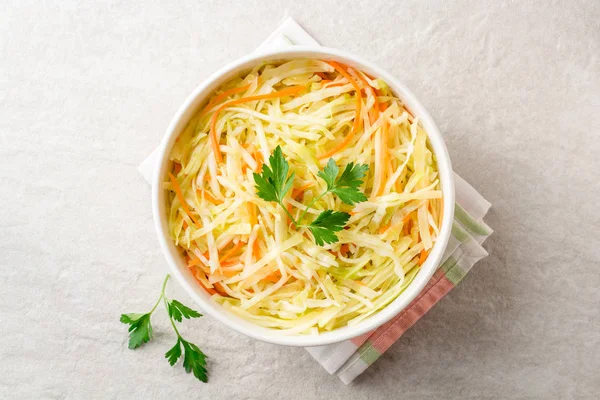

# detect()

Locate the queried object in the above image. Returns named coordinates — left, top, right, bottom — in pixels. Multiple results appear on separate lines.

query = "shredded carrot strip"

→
left=340, top=243, right=350, bottom=255
left=210, top=85, right=306, bottom=162
left=316, top=72, right=328, bottom=80
left=219, top=241, right=246, bottom=263
left=198, top=189, right=223, bottom=205
left=200, top=238, right=233, bottom=261
left=418, top=249, right=428, bottom=265
left=213, top=282, right=227, bottom=296
left=264, top=271, right=281, bottom=283
left=253, top=240, right=260, bottom=260
left=291, top=188, right=303, bottom=199
left=378, top=223, right=390, bottom=234
left=379, top=100, right=388, bottom=112
left=172, top=162, right=182, bottom=175
left=182, top=221, right=188, bottom=230
left=220, top=258, right=240, bottom=268
left=187, top=257, right=203, bottom=267
left=403, top=218, right=412, bottom=236
left=168, top=172, right=201, bottom=228
left=353, top=70, right=380, bottom=125
left=291, top=182, right=313, bottom=199
left=219, top=268, right=241, bottom=278
left=217, top=238, right=233, bottom=251
left=253, top=150, right=263, bottom=172
left=189, top=267, right=217, bottom=295
left=318, top=61, right=363, bottom=159
left=296, top=182, right=314, bottom=192
left=200, top=84, right=251, bottom=117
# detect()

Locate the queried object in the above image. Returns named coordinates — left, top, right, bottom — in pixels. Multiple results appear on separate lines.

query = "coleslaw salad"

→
left=165, top=58, right=442, bottom=335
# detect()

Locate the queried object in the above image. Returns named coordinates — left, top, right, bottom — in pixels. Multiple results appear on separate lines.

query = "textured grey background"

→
left=1, top=1, right=599, bottom=399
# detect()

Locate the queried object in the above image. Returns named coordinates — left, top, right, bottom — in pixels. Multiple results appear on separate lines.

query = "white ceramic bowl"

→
left=152, top=46, right=455, bottom=346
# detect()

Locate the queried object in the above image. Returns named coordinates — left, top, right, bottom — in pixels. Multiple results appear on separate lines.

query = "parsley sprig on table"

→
left=120, top=274, right=208, bottom=382
left=253, top=146, right=368, bottom=245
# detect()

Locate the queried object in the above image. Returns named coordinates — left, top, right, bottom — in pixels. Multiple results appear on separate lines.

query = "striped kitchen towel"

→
left=306, top=174, right=491, bottom=383
left=138, top=17, right=493, bottom=384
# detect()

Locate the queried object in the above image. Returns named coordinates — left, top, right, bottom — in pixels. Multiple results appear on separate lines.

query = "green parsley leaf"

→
left=121, top=274, right=210, bottom=383
left=167, top=299, right=202, bottom=323
left=318, top=159, right=369, bottom=205
left=165, top=338, right=182, bottom=366
left=253, top=149, right=368, bottom=246
left=308, top=210, right=351, bottom=246
left=182, top=339, right=208, bottom=383
left=120, top=312, right=153, bottom=349
left=253, top=145, right=295, bottom=203
left=317, top=158, right=339, bottom=188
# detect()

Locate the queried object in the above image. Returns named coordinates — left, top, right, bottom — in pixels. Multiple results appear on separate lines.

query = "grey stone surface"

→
left=0, top=1, right=598, bottom=399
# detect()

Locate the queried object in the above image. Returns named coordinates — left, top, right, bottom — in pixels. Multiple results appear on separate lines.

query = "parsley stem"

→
left=164, top=296, right=182, bottom=339
left=278, top=200, right=299, bottom=227
left=150, top=274, right=171, bottom=314
left=297, top=191, right=328, bottom=224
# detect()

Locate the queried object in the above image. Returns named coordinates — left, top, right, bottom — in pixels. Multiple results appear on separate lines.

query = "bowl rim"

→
left=152, top=46, right=455, bottom=346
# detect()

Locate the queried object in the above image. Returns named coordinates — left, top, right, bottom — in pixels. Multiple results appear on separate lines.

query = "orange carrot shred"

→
left=210, top=85, right=306, bottom=162
left=418, top=249, right=428, bottom=265
left=189, top=267, right=217, bottom=295
left=318, top=61, right=363, bottom=159
left=253, top=240, right=260, bottom=260
left=220, top=258, right=240, bottom=268
left=403, top=218, right=412, bottom=236
left=168, top=172, right=201, bottom=228
left=219, top=241, right=246, bottom=263
left=219, top=268, right=240, bottom=278
left=198, top=189, right=223, bottom=205
left=172, top=162, right=182, bottom=175
left=378, top=224, right=390, bottom=234
left=200, top=84, right=251, bottom=117
left=340, top=243, right=350, bottom=256
left=253, top=150, right=263, bottom=172
left=187, top=257, right=203, bottom=267
left=353, top=70, right=380, bottom=125
left=213, top=282, right=227, bottom=296
left=264, top=271, right=281, bottom=283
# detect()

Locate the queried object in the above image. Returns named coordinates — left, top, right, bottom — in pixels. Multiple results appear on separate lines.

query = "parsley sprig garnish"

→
left=253, top=146, right=368, bottom=245
left=120, top=274, right=208, bottom=382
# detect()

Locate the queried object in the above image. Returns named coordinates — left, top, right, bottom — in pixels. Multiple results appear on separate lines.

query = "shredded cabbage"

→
left=165, top=59, right=442, bottom=335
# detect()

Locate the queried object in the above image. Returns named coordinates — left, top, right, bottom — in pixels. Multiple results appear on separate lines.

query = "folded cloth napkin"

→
left=138, top=17, right=493, bottom=384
